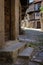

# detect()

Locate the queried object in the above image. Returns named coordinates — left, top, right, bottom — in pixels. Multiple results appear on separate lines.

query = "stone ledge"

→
left=0, top=41, right=27, bottom=63
left=18, top=47, right=34, bottom=59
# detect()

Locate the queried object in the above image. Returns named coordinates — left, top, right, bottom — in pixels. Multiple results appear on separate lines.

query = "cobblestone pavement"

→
left=20, top=28, right=43, bottom=44
left=0, top=46, right=43, bottom=64
left=0, top=28, right=43, bottom=65
left=0, top=59, right=41, bottom=65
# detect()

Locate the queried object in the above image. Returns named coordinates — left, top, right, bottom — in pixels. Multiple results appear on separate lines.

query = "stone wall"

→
left=41, top=1, right=43, bottom=7
left=40, top=1, right=43, bottom=30
left=11, top=0, right=20, bottom=40
left=11, top=0, right=15, bottom=39
left=28, top=21, right=35, bottom=28
left=15, top=0, right=19, bottom=39
left=0, top=0, right=5, bottom=48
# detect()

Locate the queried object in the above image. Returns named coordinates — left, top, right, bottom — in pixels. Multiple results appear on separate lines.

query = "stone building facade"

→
left=25, top=0, right=43, bottom=29
left=0, top=0, right=43, bottom=48
left=0, top=0, right=5, bottom=48
left=0, top=0, right=20, bottom=48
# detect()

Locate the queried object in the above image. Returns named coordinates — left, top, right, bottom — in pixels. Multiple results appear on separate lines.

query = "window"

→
left=34, top=3, right=41, bottom=11
left=35, top=4, right=38, bottom=11
left=35, top=12, right=40, bottom=19
left=29, top=0, right=34, bottom=3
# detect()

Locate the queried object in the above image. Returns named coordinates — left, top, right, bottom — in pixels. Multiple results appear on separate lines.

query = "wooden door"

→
left=4, top=0, right=11, bottom=41
left=37, top=21, right=41, bottom=28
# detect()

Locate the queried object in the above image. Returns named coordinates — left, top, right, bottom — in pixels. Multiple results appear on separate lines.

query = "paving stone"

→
left=18, top=35, right=37, bottom=43
left=19, top=47, right=34, bottom=58
left=14, top=57, right=29, bottom=65
left=38, top=46, right=43, bottom=50
left=20, top=28, right=43, bottom=44
left=31, top=51, right=43, bottom=64
left=28, top=61, right=40, bottom=65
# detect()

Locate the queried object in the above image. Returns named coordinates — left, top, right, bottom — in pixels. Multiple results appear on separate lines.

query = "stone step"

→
left=18, top=35, right=38, bottom=43
left=14, top=58, right=40, bottom=65
left=31, top=51, right=43, bottom=64
left=0, top=41, right=27, bottom=63
left=0, top=41, right=27, bottom=52
left=0, top=62, right=40, bottom=65
left=18, top=47, right=34, bottom=59
left=28, top=61, right=40, bottom=65
left=21, top=28, right=43, bottom=43
left=18, top=32, right=43, bottom=43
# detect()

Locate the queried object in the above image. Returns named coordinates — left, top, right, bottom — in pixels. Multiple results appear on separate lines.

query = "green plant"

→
left=40, top=6, right=43, bottom=13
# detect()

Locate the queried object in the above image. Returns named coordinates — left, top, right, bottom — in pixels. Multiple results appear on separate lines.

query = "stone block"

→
left=31, top=51, right=43, bottom=64
left=28, top=61, right=40, bottom=65
left=0, top=41, right=26, bottom=63
left=19, top=47, right=34, bottom=59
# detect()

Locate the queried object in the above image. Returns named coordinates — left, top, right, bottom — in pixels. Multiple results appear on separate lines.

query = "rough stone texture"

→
left=14, top=58, right=40, bottom=65
left=14, top=58, right=29, bottom=65
left=11, top=0, right=20, bottom=39
left=21, top=28, right=43, bottom=44
left=14, top=0, right=19, bottom=39
left=41, top=1, right=43, bottom=7
left=0, top=0, right=5, bottom=48
left=0, top=41, right=26, bottom=51
left=28, top=21, right=34, bottom=28
left=40, top=12, right=43, bottom=30
left=18, top=35, right=36, bottom=43
left=19, top=47, right=34, bottom=59
left=11, top=0, right=15, bottom=39
left=0, top=41, right=27, bottom=63
left=28, top=61, right=40, bottom=65
left=40, top=1, right=43, bottom=30
left=31, top=51, right=43, bottom=64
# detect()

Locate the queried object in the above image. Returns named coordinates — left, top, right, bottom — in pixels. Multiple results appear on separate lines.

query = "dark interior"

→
left=20, top=0, right=28, bottom=6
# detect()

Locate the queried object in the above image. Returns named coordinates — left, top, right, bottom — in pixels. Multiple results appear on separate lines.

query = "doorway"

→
left=37, top=21, right=41, bottom=28
left=4, top=0, right=11, bottom=41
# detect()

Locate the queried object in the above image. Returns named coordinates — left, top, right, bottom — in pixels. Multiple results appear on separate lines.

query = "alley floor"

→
left=0, top=28, right=43, bottom=65
left=19, top=27, right=43, bottom=44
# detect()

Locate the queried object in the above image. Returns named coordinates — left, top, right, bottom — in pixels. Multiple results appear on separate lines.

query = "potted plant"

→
left=40, top=6, right=43, bottom=30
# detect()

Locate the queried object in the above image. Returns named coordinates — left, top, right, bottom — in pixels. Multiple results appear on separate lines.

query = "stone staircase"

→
left=0, top=41, right=43, bottom=65
left=18, top=47, right=34, bottom=59
left=0, top=41, right=27, bottom=64
left=0, top=28, right=43, bottom=65
left=14, top=47, right=43, bottom=65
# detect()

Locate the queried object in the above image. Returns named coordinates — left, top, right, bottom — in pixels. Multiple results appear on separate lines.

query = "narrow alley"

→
left=0, top=0, right=43, bottom=65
